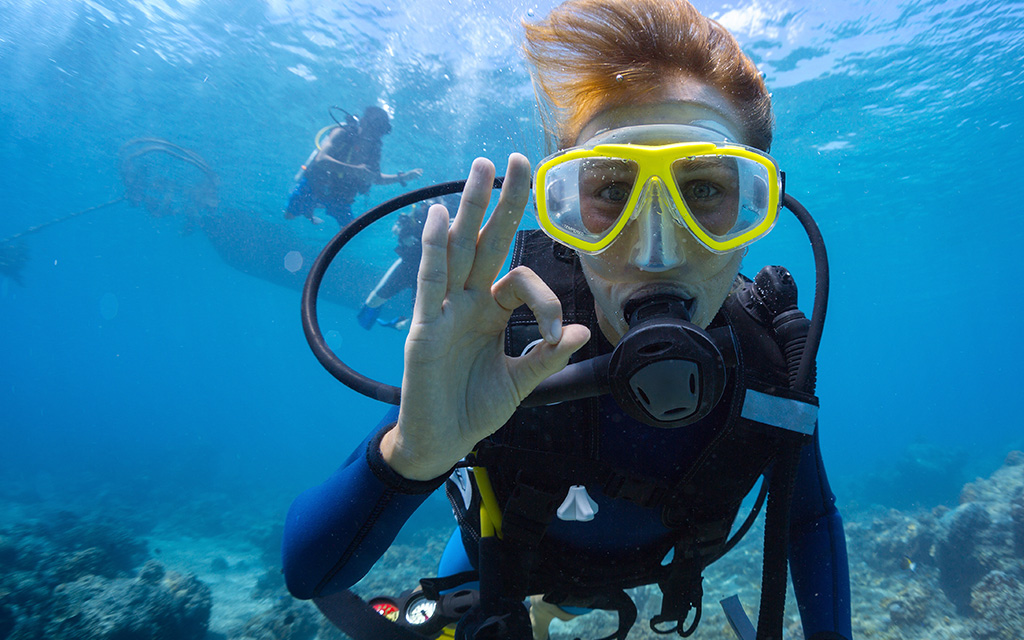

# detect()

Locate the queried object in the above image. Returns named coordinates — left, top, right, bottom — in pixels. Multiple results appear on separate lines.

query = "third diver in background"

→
left=357, top=196, right=459, bottom=330
left=285, top=106, right=423, bottom=226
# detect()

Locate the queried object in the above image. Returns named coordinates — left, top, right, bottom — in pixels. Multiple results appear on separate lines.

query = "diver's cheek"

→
left=577, top=257, right=631, bottom=341
left=592, top=297, right=629, bottom=344
left=690, top=251, right=744, bottom=328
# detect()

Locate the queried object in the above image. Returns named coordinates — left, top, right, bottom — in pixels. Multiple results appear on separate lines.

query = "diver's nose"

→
left=629, top=178, right=686, bottom=272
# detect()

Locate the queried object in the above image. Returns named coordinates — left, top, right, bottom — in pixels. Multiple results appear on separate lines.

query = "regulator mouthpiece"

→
left=609, top=293, right=732, bottom=428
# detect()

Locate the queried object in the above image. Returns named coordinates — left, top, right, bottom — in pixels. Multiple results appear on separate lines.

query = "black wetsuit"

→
left=282, top=235, right=852, bottom=640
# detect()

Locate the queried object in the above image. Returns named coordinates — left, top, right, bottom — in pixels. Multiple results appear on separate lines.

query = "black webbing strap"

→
left=314, top=590, right=427, bottom=640
left=497, top=474, right=564, bottom=599
left=419, top=570, right=479, bottom=600
left=651, top=558, right=703, bottom=637
left=755, top=439, right=805, bottom=640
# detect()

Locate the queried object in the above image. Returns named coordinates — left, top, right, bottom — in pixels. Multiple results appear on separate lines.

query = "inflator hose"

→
left=782, top=194, right=829, bottom=392
left=753, top=194, right=828, bottom=640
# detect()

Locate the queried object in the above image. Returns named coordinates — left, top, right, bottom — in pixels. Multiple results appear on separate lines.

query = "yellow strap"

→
left=435, top=625, right=457, bottom=639
left=472, top=466, right=502, bottom=538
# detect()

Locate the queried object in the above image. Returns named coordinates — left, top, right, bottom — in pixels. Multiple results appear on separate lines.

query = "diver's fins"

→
left=357, top=304, right=381, bottom=330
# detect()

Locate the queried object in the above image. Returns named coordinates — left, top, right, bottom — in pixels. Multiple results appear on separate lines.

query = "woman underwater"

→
left=283, top=1, right=852, bottom=639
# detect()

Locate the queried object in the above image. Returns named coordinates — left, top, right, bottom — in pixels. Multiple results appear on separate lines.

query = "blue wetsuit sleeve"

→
left=788, top=428, right=853, bottom=639
left=282, top=407, right=453, bottom=599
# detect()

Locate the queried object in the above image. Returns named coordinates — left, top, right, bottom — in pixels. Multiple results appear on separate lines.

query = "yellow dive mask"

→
left=534, top=124, right=783, bottom=267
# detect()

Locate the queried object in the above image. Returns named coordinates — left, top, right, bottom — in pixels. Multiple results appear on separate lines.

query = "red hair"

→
left=523, top=0, right=774, bottom=151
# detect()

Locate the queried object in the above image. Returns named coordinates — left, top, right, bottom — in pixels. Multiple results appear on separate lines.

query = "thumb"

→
left=509, top=324, right=591, bottom=400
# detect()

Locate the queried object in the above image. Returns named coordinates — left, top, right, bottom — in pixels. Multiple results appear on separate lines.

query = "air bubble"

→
left=326, top=330, right=342, bottom=349
left=284, top=250, right=303, bottom=273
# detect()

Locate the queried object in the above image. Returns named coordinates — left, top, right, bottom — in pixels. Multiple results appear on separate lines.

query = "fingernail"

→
left=548, top=320, right=562, bottom=344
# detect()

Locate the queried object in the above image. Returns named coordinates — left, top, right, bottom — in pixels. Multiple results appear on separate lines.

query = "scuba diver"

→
left=283, top=1, right=851, bottom=640
left=285, top=106, right=424, bottom=226
left=357, top=195, right=460, bottom=330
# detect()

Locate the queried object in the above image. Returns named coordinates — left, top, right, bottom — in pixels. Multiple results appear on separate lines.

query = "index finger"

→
left=411, top=203, right=456, bottom=325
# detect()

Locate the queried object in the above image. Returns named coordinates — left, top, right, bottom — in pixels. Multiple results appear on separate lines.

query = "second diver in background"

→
left=285, top=106, right=423, bottom=226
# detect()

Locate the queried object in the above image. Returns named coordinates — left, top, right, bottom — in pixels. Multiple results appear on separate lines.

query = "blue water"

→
left=1, top=0, right=1023, bottom=530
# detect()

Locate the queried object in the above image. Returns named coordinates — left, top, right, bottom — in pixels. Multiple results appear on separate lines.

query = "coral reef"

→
left=228, top=599, right=319, bottom=640
left=938, top=452, right=1024, bottom=616
left=0, top=511, right=147, bottom=581
left=935, top=501, right=992, bottom=612
left=970, top=569, right=1024, bottom=640
left=210, top=556, right=231, bottom=573
left=845, top=450, right=1024, bottom=639
left=0, top=512, right=210, bottom=640
left=1012, top=492, right=1024, bottom=554
left=1, top=451, right=1022, bottom=640
left=43, top=565, right=211, bottom=640
left=252, top=567, right=286, bottom=601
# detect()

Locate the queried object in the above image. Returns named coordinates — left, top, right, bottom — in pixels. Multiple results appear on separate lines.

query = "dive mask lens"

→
left=671, top=152, right=779, bottom=252
left=536, top=153, right=640, bottom=253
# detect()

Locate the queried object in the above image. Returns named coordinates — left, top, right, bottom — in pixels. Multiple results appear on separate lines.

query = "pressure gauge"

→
left=369, top=597, right=400, bottom=622
left=404, top=591, right=438, bottom=626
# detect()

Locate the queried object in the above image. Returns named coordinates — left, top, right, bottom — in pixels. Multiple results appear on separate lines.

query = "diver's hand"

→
left=382, top=154, right=590, bottom=481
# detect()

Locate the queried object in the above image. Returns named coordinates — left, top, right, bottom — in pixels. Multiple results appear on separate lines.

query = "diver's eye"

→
left=680, top=179, right=737, bottom=235
left=596, top=182, right=631, bottom=203
left=682, top=181, right=721, bottom=201
left=576, top=158, right=637, bottom=234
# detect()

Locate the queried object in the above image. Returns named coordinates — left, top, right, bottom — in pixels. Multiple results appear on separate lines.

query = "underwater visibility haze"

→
left=1, top=0, right=1023, bottom=638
